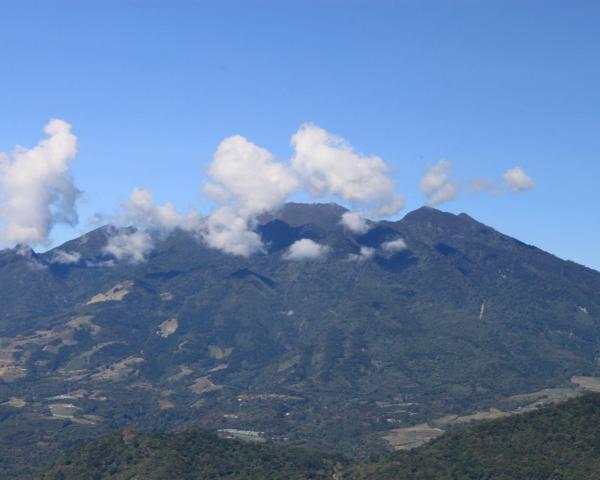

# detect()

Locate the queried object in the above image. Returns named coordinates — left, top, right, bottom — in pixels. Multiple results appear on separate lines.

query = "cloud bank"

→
left=0, top=119, right=80, bottom=247
left=1, top=119, right=536, bottom=262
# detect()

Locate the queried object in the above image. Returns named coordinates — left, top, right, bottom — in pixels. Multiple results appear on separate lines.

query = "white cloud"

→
left=428, top=182, right=459, bottom=206
left=420, top=160, right=459, bottom=206
left=103, top=230, right=153, bottom=263
left=202, top=207, right=264, bottom=257
left=95, top=124, right=408, bottom=260
left=98, top=187, right=203, bottom=264
left=283, top=238, right=330, bottom=261
left=50, top=249, right=82, bottom=264
left=0, top=119, right=80, bottom=247
left=206, top=135, right=299, bottom=217
left=203, top=135, right=299, bottom=256
left=340, top=211, right=370, bottom=234
left=503, top=166, right=535, bottom=192
left=381, top=237, right=407, bottom=253
left=347, top=246, right=375, bottom=262
left=123, top=187, right=201, bottom=232
left=470, top=177, right=500, bottom=194
left=291, top=123, right=404, bottom=217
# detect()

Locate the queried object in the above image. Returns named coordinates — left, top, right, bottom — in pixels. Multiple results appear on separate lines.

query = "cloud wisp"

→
left=103, top=229, right=154, bottom=264
left=283, top=238, right=330, bottom=261
left=50, top=249, right=82, bottom=265
left=98, top=187, right=203, bottom=263
left=381, top=237, right=407, bottom=253
left=503, top=167, right=535, bottom=192
left=420, top=160, right=459, bottom=206
left=340, top=211, right=371, bottom=234
left=470, top=167, right=535, bottom=196
left=347, top=246, right=375, bottom=262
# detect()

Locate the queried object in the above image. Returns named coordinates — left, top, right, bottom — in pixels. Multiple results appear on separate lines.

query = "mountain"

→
left=35, top=393, right=600, bottom=479
left=1, top=203, right=600, bottom=475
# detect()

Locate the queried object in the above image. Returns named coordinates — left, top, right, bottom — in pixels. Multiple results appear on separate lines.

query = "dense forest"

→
left=36, top=394, right=600, bottom=479
left=37, top=429, right=340, bottom=480
left=347, top=393, right=600, bottom=479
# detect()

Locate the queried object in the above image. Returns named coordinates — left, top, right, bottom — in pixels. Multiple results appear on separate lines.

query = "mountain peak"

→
left=401, top=205, right=456, bottom=223
left=259, top=202, right=349, bottom=229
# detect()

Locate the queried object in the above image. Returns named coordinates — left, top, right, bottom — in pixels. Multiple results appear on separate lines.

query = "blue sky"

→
left=0, top=0, right=599, bottom=270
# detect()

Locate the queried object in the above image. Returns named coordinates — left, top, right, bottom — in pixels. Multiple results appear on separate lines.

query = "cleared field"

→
left=383, top=424, right=444, bottom=450
left=571, top=376, right=600, bottom=392
left=434, top=408, right=510, bottom=427
left=86, top=281, right=133, bottom=305
left=189, top=376, right=223, bottom=395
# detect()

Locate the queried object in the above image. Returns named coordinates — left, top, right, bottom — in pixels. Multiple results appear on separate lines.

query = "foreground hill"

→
left=2, top=203, right=600, bottom=474
left=37, top=429, right=338, bottom=480
left=346, top=393, right=600, bottom=479
left=37, top=394, right=600, bottom=479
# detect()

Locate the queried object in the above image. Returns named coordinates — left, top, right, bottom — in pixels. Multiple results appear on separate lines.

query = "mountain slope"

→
left=34, top=394, right=600, bottom=480
left=1, top=203, right=600, bottom=474
left=346, top=393, right=600, bottom=479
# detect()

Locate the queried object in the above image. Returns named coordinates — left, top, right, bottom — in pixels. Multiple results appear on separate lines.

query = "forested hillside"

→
left=37, top=394, right=600, bottom=479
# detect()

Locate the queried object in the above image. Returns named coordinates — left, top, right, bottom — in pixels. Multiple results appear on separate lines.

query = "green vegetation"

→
left=33, top=394, right=600, bottom=479
left=346, top=393, right=600, bottom=479
left=37, top=430, right=338, bottom=480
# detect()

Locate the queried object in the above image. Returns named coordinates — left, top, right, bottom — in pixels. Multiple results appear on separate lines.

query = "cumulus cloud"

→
left=202, top=207, right=264, bottom=257
left=0, top=119, right=80, bottom=247
left=381, top=237, right=407, bottom=253
left=50, top=249, right=82, bottom=264
left=203, top=135, right=299, bottom=256
left=206, top=135, right=299, bottom=217
left=291, top=124, right=404, bottom=217
left=503, top=166, right=535, bottom=192
left=178, top=124, right=407, bottom=257
left=202, top=125, right=405, bottom=256
left=283, top=238, right=330, bottom=261
left=347, top=246, right=375, bottom=262
left=340, top=211, right=370, bottom=234
left=103, top=230, right=153, bottom=263
left=420, top=160, right=459, bottom=206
